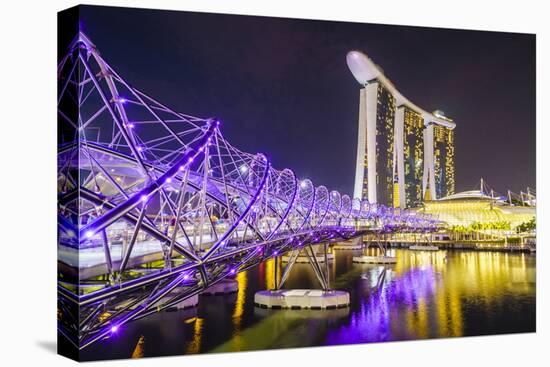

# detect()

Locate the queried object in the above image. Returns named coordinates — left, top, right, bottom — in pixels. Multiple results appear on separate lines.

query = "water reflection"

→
left=185, top=317, right=203, bottom=354
left=79, top=249, right=535, bottom=360
left=325, top=249, right=534, bottom=346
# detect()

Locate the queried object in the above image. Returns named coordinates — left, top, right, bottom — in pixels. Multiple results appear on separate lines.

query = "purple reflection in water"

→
left=325, top=266, right=436, bottom=345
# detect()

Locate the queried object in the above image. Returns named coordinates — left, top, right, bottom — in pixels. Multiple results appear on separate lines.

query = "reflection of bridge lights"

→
left=183, top=274, right=190, bottom=280
left=110, top=325, right=119, bottom=333
left=229, top=268, right=236, bottom=275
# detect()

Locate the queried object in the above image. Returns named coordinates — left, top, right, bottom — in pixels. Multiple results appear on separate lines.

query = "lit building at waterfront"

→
left=401, top=106, right=424, bottom=207
left=416, top=189, right=535, bottom=228
left=347, top=51, right=456, bottom=208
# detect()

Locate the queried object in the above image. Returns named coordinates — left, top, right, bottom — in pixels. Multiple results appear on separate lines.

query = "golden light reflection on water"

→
left=265, top=258, right=275, bottom=290
left=265, top=258, right=281, bottom=290
left=230, top=271, right=248, bottom=350
left=390, top=250, right=534, bottom=339
left=198, top=250, right=533, bottom=351
left=220, top=248, right=534, bottom=348
left=233, top=271, right=248, bottom=321
left=92, top=249, right=535, bottom=359
left=185, top=317, right=203, bottom=354
left=130, top=335, right=145, bottom=358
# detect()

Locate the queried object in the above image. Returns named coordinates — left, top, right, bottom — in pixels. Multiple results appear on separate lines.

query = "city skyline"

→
left=72, top=6, right=536, bottom=196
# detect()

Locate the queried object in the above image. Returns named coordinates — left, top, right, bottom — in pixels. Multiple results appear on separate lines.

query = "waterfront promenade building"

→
left=347, top=51, right=456, bottom=208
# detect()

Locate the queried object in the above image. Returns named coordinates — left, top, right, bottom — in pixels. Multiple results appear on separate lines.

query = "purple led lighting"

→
left=61, top=33, right=439, bottom=350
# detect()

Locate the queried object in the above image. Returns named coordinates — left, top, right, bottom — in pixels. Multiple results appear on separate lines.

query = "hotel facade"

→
left=347, top=51, right=456, bottom=209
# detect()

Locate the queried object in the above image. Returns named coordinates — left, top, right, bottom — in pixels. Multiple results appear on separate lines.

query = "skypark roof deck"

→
left=346, top=50, right=456, bottom=129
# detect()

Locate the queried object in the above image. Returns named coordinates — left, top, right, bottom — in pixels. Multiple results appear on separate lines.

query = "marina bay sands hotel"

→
left=347, top=50, right=456, bottom=209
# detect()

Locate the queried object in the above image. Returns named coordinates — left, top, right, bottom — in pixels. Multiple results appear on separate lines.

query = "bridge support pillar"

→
left=353, top=232, right=397, bottom=264
left=255, top=240, right=349, bottom=310
left=281, top=245, right=334, bottom=263
left=254, top=289, right=349, bottom=310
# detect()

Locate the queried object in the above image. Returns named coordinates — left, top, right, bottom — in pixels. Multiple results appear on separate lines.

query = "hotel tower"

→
left=347, top=50, right=456, bottom=208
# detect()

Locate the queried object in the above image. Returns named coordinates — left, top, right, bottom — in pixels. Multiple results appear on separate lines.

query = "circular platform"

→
left=254, top=305, right=350, bottom=319
left=409, top=245, right=439, bottom=251
left=202, top=278, right=239, bottom=295
left=254, top=289, right=350, bottom=310
left=281, top=253, right=334, bottom=263
left=353, top=255, right=397, bottom=264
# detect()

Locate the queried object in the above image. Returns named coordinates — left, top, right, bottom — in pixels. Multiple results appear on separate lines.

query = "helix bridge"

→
left=57, top=32, right=438, bottom=349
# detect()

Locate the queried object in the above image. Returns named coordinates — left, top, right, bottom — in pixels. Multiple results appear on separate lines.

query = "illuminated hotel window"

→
left=403, top=107, right=424, bottom=207
left=375, top=83, right=395, bottom=207
left=433, top=125, right=455, bottom=198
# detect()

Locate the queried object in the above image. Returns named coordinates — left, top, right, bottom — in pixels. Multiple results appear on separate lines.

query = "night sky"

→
left=71, top=5, right=536, bottom=196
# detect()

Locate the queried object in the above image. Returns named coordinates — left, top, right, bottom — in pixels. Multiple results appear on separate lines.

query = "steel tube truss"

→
left=57, top=32, right=438, bottom=349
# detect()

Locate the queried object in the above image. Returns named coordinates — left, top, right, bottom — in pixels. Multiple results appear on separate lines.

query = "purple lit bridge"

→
left=57, top=33, right=438, bottom=349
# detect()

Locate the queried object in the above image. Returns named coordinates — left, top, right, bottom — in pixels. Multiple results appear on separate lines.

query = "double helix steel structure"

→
left=57, top=32, right=438, bottom=349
